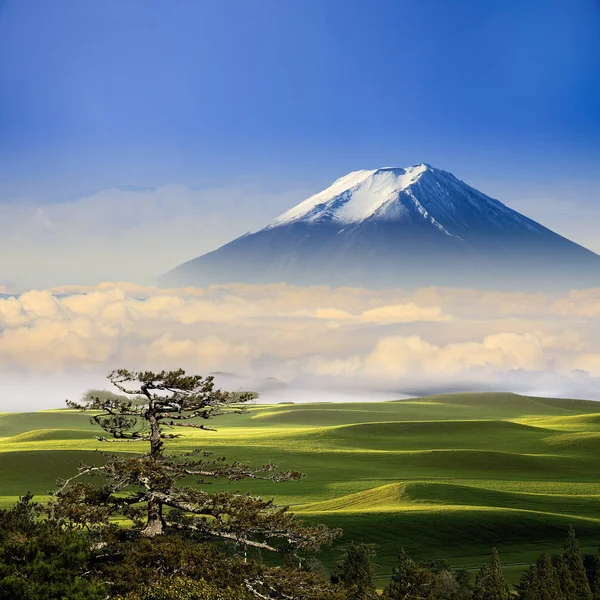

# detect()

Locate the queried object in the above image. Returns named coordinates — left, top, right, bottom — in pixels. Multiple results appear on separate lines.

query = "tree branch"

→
left=245, top=579, right=294, bottom=600
left=53, top=466, right=105, bottom=495
left=164, top=520, right=282, bottom=553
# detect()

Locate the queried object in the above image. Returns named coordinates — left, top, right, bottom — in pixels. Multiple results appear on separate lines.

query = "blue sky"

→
left=0, top=0, right=600, bottom=288
left=1, top=0, right=600, bottom=189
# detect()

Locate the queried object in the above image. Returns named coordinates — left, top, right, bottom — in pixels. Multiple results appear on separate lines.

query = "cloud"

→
left=305, top=303, right=451, bottom=324
left=570, top=353, right=600, bottom=377
left=0, top=182, right=312, bottom=290
left=1, top=282, right=600, bottom=409
left=364, top=332, right=547, bottom=377
left=360, top=303, right=451, bottom=324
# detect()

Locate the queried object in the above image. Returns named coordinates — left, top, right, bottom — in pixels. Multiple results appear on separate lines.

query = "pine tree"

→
left=517, top=562, right=537, bottom=600
left=517, top=553, right=565, bottom=600
left=49, top=369, right=340, bottom=579
left=584, top=554, right=600, bottom=599
left=537, top=553, right=566, bottom=600
left=383, top=548, right=437, bottom=600
left=554, top=553, right=577, bottom=599
left=0, top=494, right=105, bottom=600
left=473, top=548, right=510, bottom=600
left=453, top=569, right=474, bottom=600
left=593, top=562, right=600, bottom=600
left=564, top=526, right=593, bottom=600
left=330, top=542, right=377, bottom=600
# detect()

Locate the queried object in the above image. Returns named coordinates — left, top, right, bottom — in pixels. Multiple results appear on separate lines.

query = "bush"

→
left=0, top=494, right=105, bottom=600
left=99, top=535, right=259, bottom=596
left=115, top=576, right=251, bottom=600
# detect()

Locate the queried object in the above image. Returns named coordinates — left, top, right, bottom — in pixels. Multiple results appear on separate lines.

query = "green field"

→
left=2, top=392, right=600, bottom=586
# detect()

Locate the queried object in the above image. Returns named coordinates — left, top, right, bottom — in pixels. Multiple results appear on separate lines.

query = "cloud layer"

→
left=0, top=182, right=311, bottom=290
left=2, top=282, right=600, bottom=409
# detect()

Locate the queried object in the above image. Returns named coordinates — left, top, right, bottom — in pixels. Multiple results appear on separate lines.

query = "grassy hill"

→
left=2, top=391, right=600, bottom=585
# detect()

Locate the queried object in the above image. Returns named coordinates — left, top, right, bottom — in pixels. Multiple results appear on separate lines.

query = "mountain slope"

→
left=160, top=164, right=600, bottom=290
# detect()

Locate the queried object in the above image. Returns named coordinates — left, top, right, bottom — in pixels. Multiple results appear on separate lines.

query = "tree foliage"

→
left=115, top=577, right=251, bottom=600
left=331, top=542, right=378, bottom=599
left=473, top=548, right=510, bottom=600
left=0, top=493, right=105, bottom=600
left=383, top=550, right=472, bottom=600
left=584, top=554, right=600, bottom=599
left=563, top=526, right=593, bottom=600
left=517, top=553, right=565, bottom=600
left=51, top=369, right=339, bottom=560
left=554, top=553, right=577, bottom=599
left=100, top=534, right=345, bottom=600
left=383, top=548, right=437, bottom=600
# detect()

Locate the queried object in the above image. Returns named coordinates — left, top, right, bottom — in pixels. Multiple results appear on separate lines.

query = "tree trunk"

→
left=147, top=409, right=163, bottom=456
left=141, top=396, right=165, bottom=536
left=142, top=496, right=164, bottom=537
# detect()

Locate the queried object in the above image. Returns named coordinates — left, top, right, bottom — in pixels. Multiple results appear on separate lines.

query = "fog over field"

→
left=2, top=282, right=600, bottom=411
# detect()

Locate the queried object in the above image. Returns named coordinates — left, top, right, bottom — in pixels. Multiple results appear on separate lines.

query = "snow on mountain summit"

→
left=267, top=164, right=431, bottom=228
left=264, top=162, right=553, bottom=240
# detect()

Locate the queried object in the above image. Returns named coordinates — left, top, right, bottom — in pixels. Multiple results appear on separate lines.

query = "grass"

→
left=2, top=391, right=600, bottom=587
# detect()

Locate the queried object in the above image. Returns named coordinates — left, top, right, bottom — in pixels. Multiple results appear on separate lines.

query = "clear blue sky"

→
left=1, top=0, right=600, bottom=196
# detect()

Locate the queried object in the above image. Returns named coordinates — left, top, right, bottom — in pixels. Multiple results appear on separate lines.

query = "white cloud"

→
left=1, top=282, right=600, bottom=409
left=363, top=332, right=546, bottom=378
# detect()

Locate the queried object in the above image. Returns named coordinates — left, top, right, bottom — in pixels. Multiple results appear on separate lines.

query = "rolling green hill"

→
left=2, top=391, right=600, bottom=585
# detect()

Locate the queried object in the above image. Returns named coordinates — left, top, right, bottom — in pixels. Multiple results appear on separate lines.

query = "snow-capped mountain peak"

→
left=267, top=163, right=431, bottom=228
left=160, top=163, right=600, bottom=291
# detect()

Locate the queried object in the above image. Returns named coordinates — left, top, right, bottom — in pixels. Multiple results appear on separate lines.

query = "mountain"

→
left=159, top=164, right=600, bottom=290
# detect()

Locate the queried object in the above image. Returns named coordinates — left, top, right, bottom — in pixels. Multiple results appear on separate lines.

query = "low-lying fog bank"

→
left=2, top=282, right=600, bottom=410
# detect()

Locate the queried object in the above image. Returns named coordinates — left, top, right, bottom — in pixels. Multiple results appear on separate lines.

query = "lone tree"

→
left=51, top=369, right=339, bottom=559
